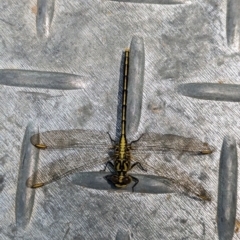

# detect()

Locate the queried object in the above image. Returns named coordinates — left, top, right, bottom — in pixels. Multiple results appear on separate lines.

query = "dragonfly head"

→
left=105, top=174, right=131, bottom=188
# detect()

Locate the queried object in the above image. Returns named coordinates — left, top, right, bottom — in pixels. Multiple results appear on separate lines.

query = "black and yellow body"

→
left=105, top=49, right=144, bottom=190
left=27, top=49, right=212, bottom=201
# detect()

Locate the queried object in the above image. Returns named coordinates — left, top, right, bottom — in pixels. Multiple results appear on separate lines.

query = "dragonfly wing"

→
left=139, top=160, right=211, bottom=201
left=26, top=152, right=109, bottom=188
left=30, top=129, right=111, bottom=149
left=131, top=133, right=214, bottom=154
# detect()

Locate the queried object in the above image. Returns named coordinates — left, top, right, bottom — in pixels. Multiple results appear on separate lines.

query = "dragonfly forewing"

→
left=131, top=133, right=214, bottom=155
left=31, top=130, right=214, bottom=155
left=30, top=129, right=112, bottom=150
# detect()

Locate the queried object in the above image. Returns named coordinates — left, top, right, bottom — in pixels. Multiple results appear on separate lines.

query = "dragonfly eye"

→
left=105, top=174, right=131, bottom=188
left=106, top=174, right=119, bottom=184
left=122, top=176, right=131, bottom=185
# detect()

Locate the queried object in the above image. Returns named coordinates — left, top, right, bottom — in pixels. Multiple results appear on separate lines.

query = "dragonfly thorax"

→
left=107, top=133, right=132, bottom=188
left=114, top=158, right=131, bottom=173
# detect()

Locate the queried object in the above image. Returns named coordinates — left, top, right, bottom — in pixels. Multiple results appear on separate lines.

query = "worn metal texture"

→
left=0, top=0, right=240, bottom=240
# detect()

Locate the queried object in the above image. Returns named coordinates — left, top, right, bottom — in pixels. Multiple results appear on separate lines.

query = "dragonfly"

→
left=27, top=49, right=214, bottom=201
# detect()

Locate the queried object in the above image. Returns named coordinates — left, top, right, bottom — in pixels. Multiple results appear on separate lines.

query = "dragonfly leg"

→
left=129, top=134, right=144, bottom=145
left=130, top=162, right=147, bottom=172
left=107, top=132, right=116, bottom=146
left=101, top=161, right=115, bottom=172
left=131, top=175, right=139, bottom=192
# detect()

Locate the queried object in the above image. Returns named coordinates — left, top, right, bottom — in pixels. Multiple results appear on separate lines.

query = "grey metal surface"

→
left=0, top=0, right=240, bottom=240
left=15, top=123, right=39, bottom=229
left=217, top=136, right=238, bottom=240
left=0, top=69, right=88, bottom=89
left=177, top=83, right=240, bottom=102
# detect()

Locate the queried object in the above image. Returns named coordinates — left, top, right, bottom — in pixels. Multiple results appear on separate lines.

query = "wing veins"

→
left=26, top=154, right=109, bottom=188
left=140, top=161, right=211, bottom=201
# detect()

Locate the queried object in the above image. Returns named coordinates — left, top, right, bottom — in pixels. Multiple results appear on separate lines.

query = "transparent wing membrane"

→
left=26, top=151, right=109, bottom=188
left=27, top=129, right=212, bottom=200
left=131, top=133, right=214, bottom=155
left=142, top=161, right=211, bottom=201
left=31, top=129, right=214, bottom=154
left=30, top=129, right=112, bottom=149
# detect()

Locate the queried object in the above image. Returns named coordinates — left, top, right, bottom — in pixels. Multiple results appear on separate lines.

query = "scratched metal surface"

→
left=0, top=0, right=240, bottom=239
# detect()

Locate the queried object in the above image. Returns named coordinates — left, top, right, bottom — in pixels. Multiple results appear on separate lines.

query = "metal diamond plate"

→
left=0, top=0, right=240, bottom=239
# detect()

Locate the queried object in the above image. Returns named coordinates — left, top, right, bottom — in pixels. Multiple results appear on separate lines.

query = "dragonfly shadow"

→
left=114, top=50, right=125, bottom=142
left=71, top=172, right=175, bottom=194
